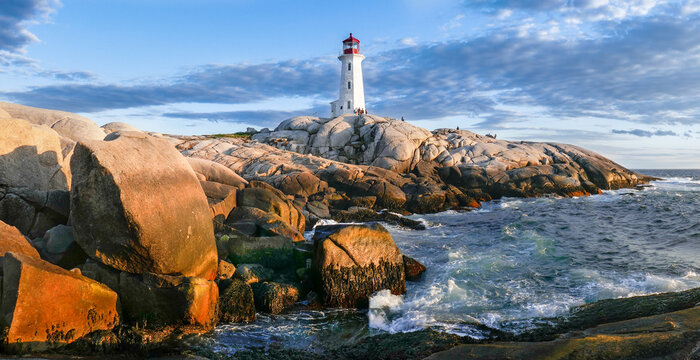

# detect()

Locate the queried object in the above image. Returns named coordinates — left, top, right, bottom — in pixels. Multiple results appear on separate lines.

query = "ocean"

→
left=200, top=169, right=700, bottom=354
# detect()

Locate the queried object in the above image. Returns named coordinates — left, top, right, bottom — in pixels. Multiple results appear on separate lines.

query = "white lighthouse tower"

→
left=330, top=33, right=365, bottom=117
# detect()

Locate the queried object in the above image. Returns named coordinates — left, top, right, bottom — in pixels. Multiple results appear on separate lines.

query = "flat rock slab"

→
left=426, top=306, right=700, bottom=360
left=1, top=252, right=119, bottom=352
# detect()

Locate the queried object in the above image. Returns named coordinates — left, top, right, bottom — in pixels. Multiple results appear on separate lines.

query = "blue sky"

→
left=1, top=0, right=699, bottom=168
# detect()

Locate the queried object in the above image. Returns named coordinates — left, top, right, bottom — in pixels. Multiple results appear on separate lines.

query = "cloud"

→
left=612, top=129, right=679, bottom=137
left=39, top=69, right=96, bottom=81
left=398, top=37, right=417, bottom=46
left=3, top=60, right=336, bottom=112
left=464, top=0, right=663, bottom=20
left=3, top=5, right=700, bottom=129
left=163, top=106, right=326, bottom=128
left=0, top=0, right=61, bottom=54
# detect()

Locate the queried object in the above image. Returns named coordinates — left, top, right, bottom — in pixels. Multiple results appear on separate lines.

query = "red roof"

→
left=343, top=33, right=360, bottom=43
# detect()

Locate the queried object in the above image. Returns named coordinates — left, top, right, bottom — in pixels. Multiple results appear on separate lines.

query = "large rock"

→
left=1, top=252, right=119, bottom=352
left=0, top=220, right=40, bottom=268
left=70, top=132, right=218, bottom=280
left=0, top=118, right=72, bottom=237
left=81, top=261, right=218, bottom=328
left=0, top=117, right=69, bottom=190
left=118, top=272, right=219, bottom=328
left=312, top=223, right=406, bottom=308
left=0, top=101, right=105, bottom=142
left=237, top=182, right=305, bottom=234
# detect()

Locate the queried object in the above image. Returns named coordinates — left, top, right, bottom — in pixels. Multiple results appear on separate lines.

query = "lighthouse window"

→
left=348, top=62, right=352, bottom=71
left=348, top=81, right=351, bottom=89
left=348, top=101, right=351, bottom=108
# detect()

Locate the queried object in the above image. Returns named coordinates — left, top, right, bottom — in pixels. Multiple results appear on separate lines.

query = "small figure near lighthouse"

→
left=330, top=33, right=366, bottom=117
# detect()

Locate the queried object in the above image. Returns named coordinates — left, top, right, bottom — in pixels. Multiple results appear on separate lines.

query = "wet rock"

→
left=312, top=223, right=406, bottom=308
left=1, top=252, right=119, bottom=352
left=403, top=255, right=426, bottom=281
left=70, top=131, right=218, bottom=280
left=331, top=208, right=426, bottom=230
left=218, top=278, right=256, bottom=323
left=427, top=305, right=700, bottom=360
left=566, top=286, right=700, bottom=332
left=350, top=195, right=377, bottom=208
left=251, top=281, right=299, bottom=314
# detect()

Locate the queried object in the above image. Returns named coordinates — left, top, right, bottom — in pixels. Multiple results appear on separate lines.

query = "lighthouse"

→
left=330, top=33, right=366, bottom=117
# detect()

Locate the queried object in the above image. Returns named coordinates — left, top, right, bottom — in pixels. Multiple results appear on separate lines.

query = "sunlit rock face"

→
left=70, top=131, right=218, bottom=280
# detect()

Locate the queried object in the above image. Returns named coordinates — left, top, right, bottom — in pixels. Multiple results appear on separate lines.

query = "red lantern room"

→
left=343, top=33, right=360, bottom=54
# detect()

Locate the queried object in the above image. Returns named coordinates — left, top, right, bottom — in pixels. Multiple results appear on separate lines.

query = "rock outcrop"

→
left=253, top=114, right=432, bottom=173
left=251, top=115, right=647, bottom=193
left=1, top=252, right=119, bottom=352
left=312, top=223, right=406, bottom=308
left=172, top=115, right=649, bottom=217
left=70, top=131, right=218, bottom=280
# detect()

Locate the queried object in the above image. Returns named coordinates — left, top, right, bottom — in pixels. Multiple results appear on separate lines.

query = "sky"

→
left=1, top=0, right=699, bottom=169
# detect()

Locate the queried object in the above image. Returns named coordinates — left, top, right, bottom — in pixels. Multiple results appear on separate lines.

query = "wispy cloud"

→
left=0, top=0, right=61, bottom=54
left=163, top=105, right=326, bottom=128
left=612, top=129, right=679, bottom=137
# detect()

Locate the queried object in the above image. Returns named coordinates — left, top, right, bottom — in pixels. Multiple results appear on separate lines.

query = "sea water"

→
left=202, top=169, right=700, bottom=354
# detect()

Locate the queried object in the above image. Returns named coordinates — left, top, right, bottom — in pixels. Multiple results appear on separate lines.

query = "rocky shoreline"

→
left=0, top=101, right=691, bottom=359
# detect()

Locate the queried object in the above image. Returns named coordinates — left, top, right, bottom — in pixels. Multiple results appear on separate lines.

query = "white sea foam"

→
left=313, top=219, right=338, bottom=228
left=368, top=290, right=406, bottom=332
